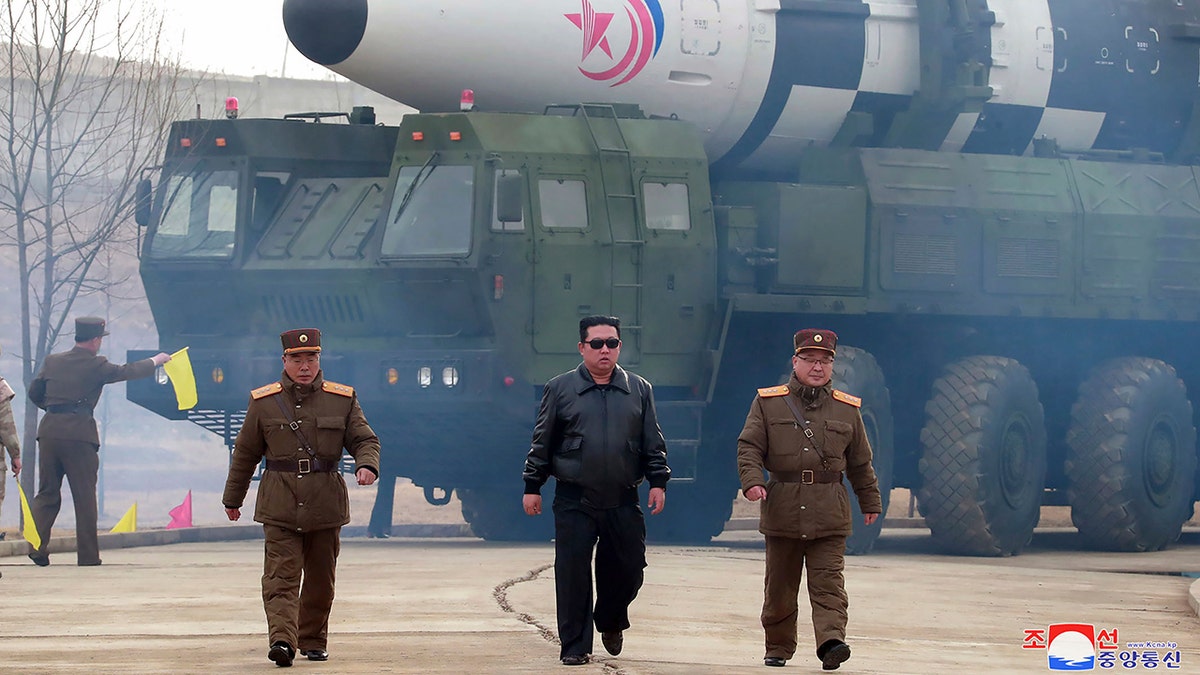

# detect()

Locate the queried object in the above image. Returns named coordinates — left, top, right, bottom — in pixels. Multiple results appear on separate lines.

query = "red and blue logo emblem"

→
left=565, top=0, right=663, bottom=86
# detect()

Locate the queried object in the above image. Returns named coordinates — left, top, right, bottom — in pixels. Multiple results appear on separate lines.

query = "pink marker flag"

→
left=167, top=490, right=193, bottom=529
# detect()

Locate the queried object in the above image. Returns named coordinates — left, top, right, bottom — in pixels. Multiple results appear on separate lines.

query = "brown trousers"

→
left=762, top=534, right=848, bottom=660
left=30, top=437, right=100, bottom=565
left=262, top=524, right=341, bottom=651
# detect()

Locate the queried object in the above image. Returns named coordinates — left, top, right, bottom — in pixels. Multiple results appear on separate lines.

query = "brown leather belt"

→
left=771, top=469, right=843, bottom=485
left=265, top=458, right=339, bottom=474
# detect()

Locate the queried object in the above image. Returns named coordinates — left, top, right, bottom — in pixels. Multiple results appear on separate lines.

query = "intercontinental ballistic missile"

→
left=283, top=0, right=1200, bottom=177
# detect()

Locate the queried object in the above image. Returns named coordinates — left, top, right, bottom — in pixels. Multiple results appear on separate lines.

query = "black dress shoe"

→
left=269, top=641, right=295, bottom=667
left=560, top=654, right=589, bottom=665
left=28, top=552, right=49, bottom=567
left=764, top=656, right=787, bottom=667
left=303, top=649, right=329, bottom=661
left=601, top=630, right=623, bottom=656
left=820, top=641, right=851, bottom=671
left=78, top=560, right=102, bottom=567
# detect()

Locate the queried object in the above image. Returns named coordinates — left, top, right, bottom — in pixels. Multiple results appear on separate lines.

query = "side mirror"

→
left=496, top=173, right=524, bottom=223
left=134, top=177, right=153, bottom=227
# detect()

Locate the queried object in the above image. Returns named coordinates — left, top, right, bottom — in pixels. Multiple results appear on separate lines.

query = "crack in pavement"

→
left=493, top=563, right=557, bottom=645
left=493, top=563, right=627, bottom=674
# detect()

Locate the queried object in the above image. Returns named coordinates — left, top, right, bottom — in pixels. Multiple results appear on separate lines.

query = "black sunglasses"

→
left=585, top=338, right=621, bottom=349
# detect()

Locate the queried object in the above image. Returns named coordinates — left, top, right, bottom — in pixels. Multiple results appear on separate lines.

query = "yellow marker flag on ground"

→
left=162, top=346, right=197, bottom=410
left=17, top=482, right=41, bottom=549
left=111, top=502, right=137, bottom=533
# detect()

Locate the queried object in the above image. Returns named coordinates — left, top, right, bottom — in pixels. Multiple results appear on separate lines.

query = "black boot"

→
left=818, top=639, right=851, bottom=671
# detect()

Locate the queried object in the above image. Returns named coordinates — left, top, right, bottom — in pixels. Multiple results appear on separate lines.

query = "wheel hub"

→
left=1000, top=415, right=1033, bottom=509
left=1143, top=416, right=1177, bottom=508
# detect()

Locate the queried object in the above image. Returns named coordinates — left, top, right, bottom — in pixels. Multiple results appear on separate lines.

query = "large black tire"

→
left=918, top=356, right=1046, bottom=556
left=1065, top=357, right=1197, bottom=552
left=459, top=487, right=554, bottom=542
left=832, top=346, right=894, bottom=555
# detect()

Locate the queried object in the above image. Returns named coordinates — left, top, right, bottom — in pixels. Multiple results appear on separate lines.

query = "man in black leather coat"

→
left=522, top=315, right=670, bottom=666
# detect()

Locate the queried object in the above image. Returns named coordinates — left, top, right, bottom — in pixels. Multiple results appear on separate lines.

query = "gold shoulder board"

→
left=322, top=381, right=355, bottom=398
left=757, top=385, right=790, bottom=398
left=251, top=382, right=282, bottom=400
left=832, top=389, right=862, bottom=407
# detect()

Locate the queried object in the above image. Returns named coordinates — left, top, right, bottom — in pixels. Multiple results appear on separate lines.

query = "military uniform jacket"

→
left=736, top=375, right=881, bottom=540
left=28, top=347, right=156, bottom=445
left=0, top=377, right=20, bottom=462
left=222, top=371, right=380, bottom=532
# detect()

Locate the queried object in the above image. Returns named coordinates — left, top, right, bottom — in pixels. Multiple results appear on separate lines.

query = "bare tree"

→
left=0, top=0, right=191, bottom=498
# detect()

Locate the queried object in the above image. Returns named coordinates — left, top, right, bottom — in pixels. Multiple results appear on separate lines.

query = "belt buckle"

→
left=298, top=458, right=311, bottom=474
left=801, top=469, right=814, bottom=485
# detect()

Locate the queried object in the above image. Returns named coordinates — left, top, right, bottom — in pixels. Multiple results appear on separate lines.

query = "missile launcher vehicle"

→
left=126, top=0, right=1200, bottom=554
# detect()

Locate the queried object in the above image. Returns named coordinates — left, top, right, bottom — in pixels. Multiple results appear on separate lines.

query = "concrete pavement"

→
left=1, top=527, right=1197, bottom=674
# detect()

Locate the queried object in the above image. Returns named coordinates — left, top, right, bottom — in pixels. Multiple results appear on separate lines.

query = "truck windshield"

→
left=148, top=168, right=238, bottom=259
left=381, top=163, right=473, bottom=257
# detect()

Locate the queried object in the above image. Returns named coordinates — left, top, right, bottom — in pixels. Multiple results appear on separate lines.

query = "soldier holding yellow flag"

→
left=223, top=328, right=380, bottom=667
left=25, top=317, right=171, bottom=567
left=0, top=343, right=22, bottom=542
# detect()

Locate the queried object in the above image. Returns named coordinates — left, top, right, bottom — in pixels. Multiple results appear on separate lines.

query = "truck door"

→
left=531, top=174, right=612, bottom=354
left=638, top=178, right=716, bottom=358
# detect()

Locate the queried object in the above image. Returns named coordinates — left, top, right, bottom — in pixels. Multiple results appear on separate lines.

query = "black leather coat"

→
left=523, top=363, right=670, bottom=508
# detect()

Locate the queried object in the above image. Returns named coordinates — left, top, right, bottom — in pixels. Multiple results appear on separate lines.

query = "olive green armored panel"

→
left=393, top=109, right=715, bottom=376
left=716, top=181, right=867, bottom=294
left=252, top=177, right=388, bottom=264
left=861, top=149, right=1078, bottom=316
left=1070, top=161, right=1200, bottom=317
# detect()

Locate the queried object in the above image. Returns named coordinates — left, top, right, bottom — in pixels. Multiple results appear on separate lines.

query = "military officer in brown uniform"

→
left=737, top=329, right=881, bottom=671
left=26, top=317, right=171, bottom=566
left=223, top=328, right=380, bottom=668
left=0, top=344, right=23, bottom=541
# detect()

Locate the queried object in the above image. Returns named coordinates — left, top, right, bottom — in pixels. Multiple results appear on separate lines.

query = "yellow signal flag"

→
left=162, top=346, right=197, bottom=410
left=18, top=482, right=41, bottom=550
left=110, top=502, right=137, bottom=533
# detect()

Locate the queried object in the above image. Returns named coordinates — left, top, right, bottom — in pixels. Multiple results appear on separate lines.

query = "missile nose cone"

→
left=282, top=0, right=367, bottom=66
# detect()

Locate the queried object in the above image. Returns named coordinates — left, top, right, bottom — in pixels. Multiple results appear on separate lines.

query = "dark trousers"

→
left=30, top=437, right=100, bottom=565
left=762, top=534, right=848, bottom=659
left=552, top=495, right=646, bottom=659
left=262, top=524, right=341, bottom=651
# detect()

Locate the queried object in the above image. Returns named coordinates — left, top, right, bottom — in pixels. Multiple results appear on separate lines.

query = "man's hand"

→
left=150, top=352, right=173, bottom=366
left=225, top=507, right=240, bottom=521
left=648, top=487, right=666, bottom=515
left=356, top=468, right=376, bottom=486
left=863, top=512, right=879, bottom=526
left=744, top=485, right=766, bottom=502
left=10, top=457, right=19, bottom=476
left=523, top=494, right=542, bottom=516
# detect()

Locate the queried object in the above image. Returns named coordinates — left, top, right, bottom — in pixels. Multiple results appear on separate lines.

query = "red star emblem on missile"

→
left=565, top=0, right=615, bottom=60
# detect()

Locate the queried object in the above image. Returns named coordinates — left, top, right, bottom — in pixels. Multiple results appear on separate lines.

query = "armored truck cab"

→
left=131, top=104, right=1200, bottom=555
left=130, top=105, right=733, bottom=543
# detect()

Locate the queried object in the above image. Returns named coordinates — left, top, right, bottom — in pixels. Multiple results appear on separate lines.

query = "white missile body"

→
left=284, top=0, right=1200, bottom=175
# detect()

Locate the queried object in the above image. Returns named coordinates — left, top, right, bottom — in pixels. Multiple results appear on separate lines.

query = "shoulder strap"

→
left=757, top=385, right=789, bottom=398
left=779, top=394, right=831, bottom=469
left=270, top=392, right=317, bottom=459
left=832, top=389, right=862, bottom=407
left=251, top=382, right=282, bottom=399
left=322, top=381, right=354, bottom=397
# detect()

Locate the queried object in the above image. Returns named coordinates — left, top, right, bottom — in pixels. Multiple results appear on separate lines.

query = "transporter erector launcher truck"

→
left=127, top=0, right=1200, bottom=555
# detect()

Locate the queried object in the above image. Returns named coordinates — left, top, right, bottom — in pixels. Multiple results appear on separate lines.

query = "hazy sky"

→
left=160, top=1, right=333, bottom=80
